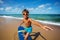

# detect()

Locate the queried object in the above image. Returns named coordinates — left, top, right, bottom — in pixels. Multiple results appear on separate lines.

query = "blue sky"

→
left=0, top=0, right=60, bottom=14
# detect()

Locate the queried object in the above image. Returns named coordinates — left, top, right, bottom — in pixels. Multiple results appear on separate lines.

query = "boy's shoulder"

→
left=22, top=18, right=33, bottom=21
left=28, top=18, right=32, bottom=21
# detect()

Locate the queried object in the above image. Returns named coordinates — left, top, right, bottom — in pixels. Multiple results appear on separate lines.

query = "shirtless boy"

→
left=19, top=9, right=53, bottom=40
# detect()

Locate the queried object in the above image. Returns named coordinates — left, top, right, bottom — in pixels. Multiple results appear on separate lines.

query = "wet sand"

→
left=0, top=17, right=60, bottom=40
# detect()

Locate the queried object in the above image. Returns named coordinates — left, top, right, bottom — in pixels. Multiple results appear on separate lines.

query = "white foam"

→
left=0, top=15, right=23, bottom=19
left=35, top=20, right=60, bottom=26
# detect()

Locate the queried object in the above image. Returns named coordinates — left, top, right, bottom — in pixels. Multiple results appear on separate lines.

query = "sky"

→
left=0, top=0, right=60, bottom=14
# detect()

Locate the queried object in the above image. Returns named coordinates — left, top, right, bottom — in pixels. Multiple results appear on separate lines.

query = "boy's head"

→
left=22, top=9, right=29, bottom=14
left=22, top=9, right=29, bottom=19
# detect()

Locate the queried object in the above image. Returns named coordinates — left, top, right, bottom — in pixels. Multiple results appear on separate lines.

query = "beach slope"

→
left=0, top=17, right=60, bottom=40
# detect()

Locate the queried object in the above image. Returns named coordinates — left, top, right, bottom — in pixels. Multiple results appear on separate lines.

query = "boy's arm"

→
left=30, top=19, right=53, bottom=31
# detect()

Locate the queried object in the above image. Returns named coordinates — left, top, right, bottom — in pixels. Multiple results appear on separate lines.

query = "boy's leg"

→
left=24, top=33, right=29, bottom=40
left=24, top=26, right=32, bottom=40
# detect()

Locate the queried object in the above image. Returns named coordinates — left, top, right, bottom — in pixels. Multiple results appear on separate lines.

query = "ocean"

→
left=0, top=14, right=60, bottom=25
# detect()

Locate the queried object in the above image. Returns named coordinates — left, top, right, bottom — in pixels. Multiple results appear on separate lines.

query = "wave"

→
left=0, top=15, right=23, bottom=19
left=35, top=20, right=60, bottom=26
left=0, top=15, right=60, bottom=26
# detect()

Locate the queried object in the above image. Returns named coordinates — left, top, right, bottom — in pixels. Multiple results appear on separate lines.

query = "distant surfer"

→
left=19, top=9, right=53, bottom=40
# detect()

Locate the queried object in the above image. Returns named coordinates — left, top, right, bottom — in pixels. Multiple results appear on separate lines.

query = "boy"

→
left=19, top=9, right=53, bottom=40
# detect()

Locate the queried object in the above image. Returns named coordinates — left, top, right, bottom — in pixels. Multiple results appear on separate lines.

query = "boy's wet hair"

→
left=22, top=9, right=29, bottom=13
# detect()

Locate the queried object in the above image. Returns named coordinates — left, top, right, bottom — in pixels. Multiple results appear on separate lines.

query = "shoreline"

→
left=0, top=17, right=60, bottom=40
left=0, top=16, right=60, bottom=26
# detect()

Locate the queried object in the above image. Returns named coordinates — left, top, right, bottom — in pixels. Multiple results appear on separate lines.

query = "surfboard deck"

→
left=18, top=26, right=32, bottom=40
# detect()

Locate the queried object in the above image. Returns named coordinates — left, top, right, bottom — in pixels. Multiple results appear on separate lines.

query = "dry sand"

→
left=0, top=17, right=60, bottom=40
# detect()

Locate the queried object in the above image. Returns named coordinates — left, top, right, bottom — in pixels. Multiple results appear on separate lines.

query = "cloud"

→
left=27, top=8, right=34, bottom=11
left=0, top=8, right=4, bottom=10
left=12, top=8, right=20, bottom=12
left=26, top=3, right=51, bottom=12
left=38, top=3, right=51, bottom=8
left=4, top=7, right=21, bottom=13
left=25, top=3, right=52, bottom=14
left=0, top=3, right=53, bottom=14
left=47, top=7, right=52, bottom=10
left=0, top=0, right=4, bottom=4
left=36, top=3, right=51, bottom=10
left=5, top=7, right=12, bottom=12
left=3, top=3, right=52, bottom=14
left=38, top=4, right=45, bottom=8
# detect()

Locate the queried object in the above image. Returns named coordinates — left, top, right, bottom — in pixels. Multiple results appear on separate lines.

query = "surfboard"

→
left=18, top=26, right=32, bottom=40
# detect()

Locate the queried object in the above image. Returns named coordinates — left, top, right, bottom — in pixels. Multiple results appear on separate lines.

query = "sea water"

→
left=0, top=14, right=60, bottom=25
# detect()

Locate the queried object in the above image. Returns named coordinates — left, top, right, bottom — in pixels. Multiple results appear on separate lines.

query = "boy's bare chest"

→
left=23, top=19, right=31, bottom=27
left=24, top=20, right=31, bottom=24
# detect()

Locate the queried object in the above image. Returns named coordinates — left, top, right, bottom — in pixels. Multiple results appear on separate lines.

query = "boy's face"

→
left=22, top=12, right=29, bottom=19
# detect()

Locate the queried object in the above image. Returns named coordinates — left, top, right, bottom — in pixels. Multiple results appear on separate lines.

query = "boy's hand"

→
left=43, top=26, right=53, bottom=31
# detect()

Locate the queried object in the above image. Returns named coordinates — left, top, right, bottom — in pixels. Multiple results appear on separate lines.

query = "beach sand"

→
left=0, top=17, right=60, bottom=40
